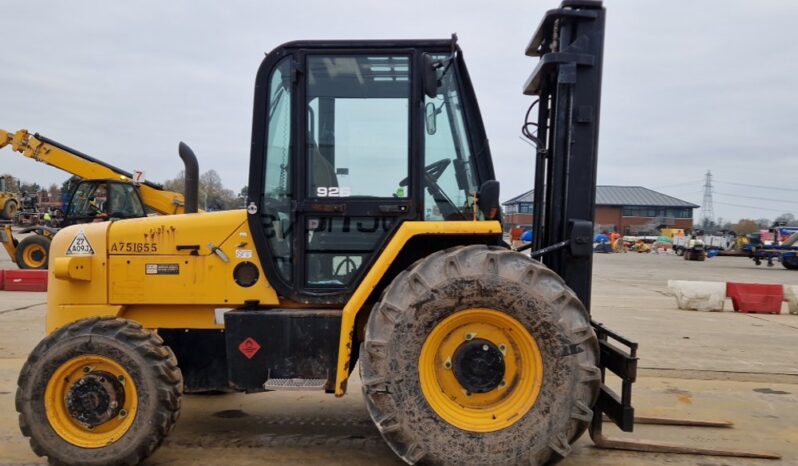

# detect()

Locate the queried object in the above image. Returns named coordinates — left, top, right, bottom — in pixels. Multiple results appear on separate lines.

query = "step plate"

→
left=264, top=378, right=328, bottom=391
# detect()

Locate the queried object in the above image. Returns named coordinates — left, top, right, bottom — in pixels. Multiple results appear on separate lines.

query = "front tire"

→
left=16, top=235, right=51, bottom=270
left=16, top=317, right=182, bottom=466
left=360, top=245, right=600, bottom=465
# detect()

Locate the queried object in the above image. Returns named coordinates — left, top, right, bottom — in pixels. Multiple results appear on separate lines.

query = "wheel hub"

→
left=65, top=371, right=126, bottom=427
left=45, top=354, right=139, bottom=448
left=418, top=308, right=544, bottom=432
left=452, top=339, right=505, bottom=393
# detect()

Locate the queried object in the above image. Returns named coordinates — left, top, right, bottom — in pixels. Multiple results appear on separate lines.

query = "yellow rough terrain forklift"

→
left=16, top=2, right=645, bottom=464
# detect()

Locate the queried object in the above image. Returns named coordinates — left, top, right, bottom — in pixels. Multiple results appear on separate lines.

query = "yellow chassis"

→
left=46, top=211, right=502, bottom=396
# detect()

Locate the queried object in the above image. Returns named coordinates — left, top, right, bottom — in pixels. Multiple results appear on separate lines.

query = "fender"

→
left=333, top=220, right=503, bottom=395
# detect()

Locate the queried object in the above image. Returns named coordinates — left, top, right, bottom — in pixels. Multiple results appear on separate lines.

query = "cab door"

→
left=298, top=52, right=416, bottom=294
left=251, top=50, right=419, bottom=302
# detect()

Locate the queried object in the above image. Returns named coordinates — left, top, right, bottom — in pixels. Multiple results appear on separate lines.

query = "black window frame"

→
left=246, top=39, right=496, bottom=304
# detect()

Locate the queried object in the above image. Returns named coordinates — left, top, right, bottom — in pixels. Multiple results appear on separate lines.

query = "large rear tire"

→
left=16, top=235, right=51, bottom=270
left=360, top=245, right=600, bottom=465
left=16, top=317, right=182, bottom=466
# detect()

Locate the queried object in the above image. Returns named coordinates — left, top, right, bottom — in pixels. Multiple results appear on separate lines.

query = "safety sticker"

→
left=145, top=263, right=180, bottom=275
left=238, top=337, right=261, bottom=359
left=235, top=249, right=253, bottom=259
left=66, top=230, right=95, bottom=256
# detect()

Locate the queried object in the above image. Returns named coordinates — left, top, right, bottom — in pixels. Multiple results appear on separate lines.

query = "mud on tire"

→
left=16, top=317, right=183, bottom=466
left=360, top=245, right=600, bottom=465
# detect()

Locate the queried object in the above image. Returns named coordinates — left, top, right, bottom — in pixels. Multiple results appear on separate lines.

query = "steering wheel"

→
left=398, top=158, right=451, bottom=187
left=399, top=159, right=464, bottom=220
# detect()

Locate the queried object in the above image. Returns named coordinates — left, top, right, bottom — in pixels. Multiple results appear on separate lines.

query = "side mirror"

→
left=423, top=54, right=438, bottom=98
left=425, top=102, right=438, bottom=135
left=477, top=180, right=500, bottom=220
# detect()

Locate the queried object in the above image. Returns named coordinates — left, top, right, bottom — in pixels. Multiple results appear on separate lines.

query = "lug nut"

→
left=117, top=374, right=125, bottom=383
left=119, top=409, right=128, bottom=418
left=482, top=344, right=489, bottom=351
left=443, top=358, right=452, bottom=369
left=83, top=366, right=91, bottom=373
left=499, top=380, right=507, bottom=389
left=498, top=344, right=507, bottom=354
left=464, top=332, right=476, bottom=341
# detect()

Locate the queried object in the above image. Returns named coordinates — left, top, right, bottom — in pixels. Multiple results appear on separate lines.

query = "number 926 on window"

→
left=316, top=187, right=351, bottom=197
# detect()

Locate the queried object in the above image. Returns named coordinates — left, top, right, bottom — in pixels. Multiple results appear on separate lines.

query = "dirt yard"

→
left=0, top=250, right=796, bottom=465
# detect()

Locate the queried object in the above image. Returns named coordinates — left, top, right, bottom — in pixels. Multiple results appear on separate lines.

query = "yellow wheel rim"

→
left=419, top=308, right=543, bottom=432
left=44, top=355, right=138, bottom=448
left=23, top=244, right=46, bottom=268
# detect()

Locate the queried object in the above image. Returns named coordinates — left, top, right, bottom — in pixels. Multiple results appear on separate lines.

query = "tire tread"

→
left=16, top=317, right=183, bottom=466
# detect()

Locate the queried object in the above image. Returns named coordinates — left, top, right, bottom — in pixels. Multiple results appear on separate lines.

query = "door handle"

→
left=379, top=204, right=409, bottom=214
left=302, top=203, right=346, bottom=213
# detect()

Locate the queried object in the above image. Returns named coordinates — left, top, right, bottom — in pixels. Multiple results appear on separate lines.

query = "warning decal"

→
left=145, top=264, right=180, bottom=275
left=66, top=230, right=95, bottom=256
left=235, top=249, right=253, bottom=259
left=238, top=337, right=261, bottom=359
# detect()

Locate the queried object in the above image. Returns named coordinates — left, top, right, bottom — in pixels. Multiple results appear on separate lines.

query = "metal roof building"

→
left=503, top=186, right=699, bottom=234
left=503, top=186, right=699, bottom=208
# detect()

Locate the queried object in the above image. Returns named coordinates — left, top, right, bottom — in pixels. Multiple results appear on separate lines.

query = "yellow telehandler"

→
left=0, top=129, right=196, bottom=269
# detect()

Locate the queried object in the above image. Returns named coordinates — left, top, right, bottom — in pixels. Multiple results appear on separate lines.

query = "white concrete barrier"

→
left=667, top=280, right=726, bottom=312
left=785, top=285, right=798, bottom=315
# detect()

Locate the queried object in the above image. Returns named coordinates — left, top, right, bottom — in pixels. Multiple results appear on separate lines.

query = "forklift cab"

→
left=63, top=179, right=147, bottom=227
left=247, top=39, right=499, bottom=303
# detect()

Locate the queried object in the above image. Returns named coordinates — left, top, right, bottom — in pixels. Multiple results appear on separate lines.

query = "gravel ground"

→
left=0, top=246, right=796, bottom=465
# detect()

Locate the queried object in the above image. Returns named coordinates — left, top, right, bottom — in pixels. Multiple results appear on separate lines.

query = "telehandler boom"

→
left=0, top=129, right=197, bottom=269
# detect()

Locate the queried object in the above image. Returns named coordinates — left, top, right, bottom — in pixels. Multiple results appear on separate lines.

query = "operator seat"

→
left=309, top=144, right=338, bottom=193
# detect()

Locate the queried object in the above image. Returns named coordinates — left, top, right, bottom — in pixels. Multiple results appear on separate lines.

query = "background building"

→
left=503, top=186, right=698, bottom=234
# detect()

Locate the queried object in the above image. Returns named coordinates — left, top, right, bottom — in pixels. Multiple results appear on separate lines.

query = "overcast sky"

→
left=2, top=0, right=796, bottom=222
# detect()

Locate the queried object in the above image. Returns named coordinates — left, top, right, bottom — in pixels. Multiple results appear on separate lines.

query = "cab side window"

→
left=262, top=57, right=295, bottom=282
left=68, top=182, right=108, bottom=219
left=108, top=183, right=145, bottom=218
left=306, top=55, right=410, bottom=199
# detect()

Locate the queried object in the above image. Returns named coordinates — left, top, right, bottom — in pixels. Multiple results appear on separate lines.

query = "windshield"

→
left=423, top=54, right=480, bottom=220
left=67, top=182, right=145, bottom=220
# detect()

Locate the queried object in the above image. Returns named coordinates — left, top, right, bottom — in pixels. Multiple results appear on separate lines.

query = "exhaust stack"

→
left=178, top=142, right=199, bottom=214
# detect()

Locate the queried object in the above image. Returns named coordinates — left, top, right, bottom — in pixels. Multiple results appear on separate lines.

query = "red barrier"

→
left=726, top=282, right=783, bottom=314
left=3, top=270, right=48, bottom=292
left=0, top=270, right=4, bottom=290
